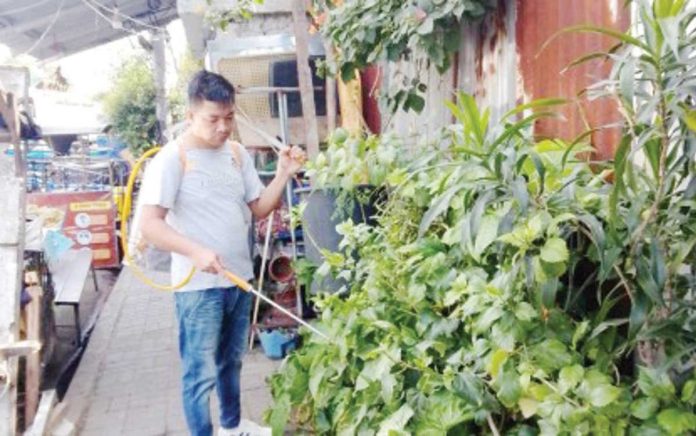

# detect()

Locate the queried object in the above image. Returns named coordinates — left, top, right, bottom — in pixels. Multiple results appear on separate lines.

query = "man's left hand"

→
left=277, top=145, right=307, bottom=177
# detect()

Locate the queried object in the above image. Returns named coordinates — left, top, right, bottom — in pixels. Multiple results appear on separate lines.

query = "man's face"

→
left=187, top=100, right=234, bottom=147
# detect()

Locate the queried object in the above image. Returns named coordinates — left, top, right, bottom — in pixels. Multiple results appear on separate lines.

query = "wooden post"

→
left=291, top=0, right=320, bottom=158
left=152, top=30, right=168, bottom=144
left=23, top=286, right=43, bottom=428
left=324, top=43, right=337, bottom=132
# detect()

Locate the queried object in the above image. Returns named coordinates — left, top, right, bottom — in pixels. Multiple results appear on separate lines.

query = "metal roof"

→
left=0, top=0, right=178, bottom=61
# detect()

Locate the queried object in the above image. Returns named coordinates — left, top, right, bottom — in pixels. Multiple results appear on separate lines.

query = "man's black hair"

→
left=187, top=70, right=235, bottom=106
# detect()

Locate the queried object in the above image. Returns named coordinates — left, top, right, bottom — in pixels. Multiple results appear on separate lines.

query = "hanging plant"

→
left=314, top=0, right=496, bottom=112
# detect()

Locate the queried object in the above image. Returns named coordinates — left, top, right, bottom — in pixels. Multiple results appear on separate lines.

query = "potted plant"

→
left=296, top=128, right=406, bottom=293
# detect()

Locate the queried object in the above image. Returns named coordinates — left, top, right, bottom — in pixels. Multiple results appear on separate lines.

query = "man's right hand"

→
left=190, top=246, right=224, bottom=274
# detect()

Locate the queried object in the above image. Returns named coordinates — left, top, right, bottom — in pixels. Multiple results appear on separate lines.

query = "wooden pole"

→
left=291, top=0, right=320, bottom=158
left=324, top=43, right=337, bottom=132
left=248, top=210, right=275, bottom=350
left=23, top=286, right=43, bottom=428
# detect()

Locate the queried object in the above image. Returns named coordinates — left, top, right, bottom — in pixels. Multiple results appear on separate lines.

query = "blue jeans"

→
left=175, top=287, right=252, bottom=436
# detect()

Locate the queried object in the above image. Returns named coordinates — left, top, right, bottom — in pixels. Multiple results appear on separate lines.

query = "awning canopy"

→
left=0, top=0, right=178, bottom=61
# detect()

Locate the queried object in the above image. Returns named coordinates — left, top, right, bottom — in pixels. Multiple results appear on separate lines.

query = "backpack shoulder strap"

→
left=229, top=141, right=243, bottom=168
left=176, top=140, right=243, bottom=170
left=177, top=140, right=187, bottom=172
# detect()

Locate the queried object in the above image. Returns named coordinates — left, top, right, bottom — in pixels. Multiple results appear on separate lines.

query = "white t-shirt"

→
left=139, top=139, right=264, bottom=292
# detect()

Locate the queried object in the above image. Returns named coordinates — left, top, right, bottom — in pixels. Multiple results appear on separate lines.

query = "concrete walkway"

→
left=60, top=268, right=281, bottom=436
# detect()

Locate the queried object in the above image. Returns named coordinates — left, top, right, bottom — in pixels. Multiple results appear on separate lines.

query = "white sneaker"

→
left=218, top=419, right=272, bottom=436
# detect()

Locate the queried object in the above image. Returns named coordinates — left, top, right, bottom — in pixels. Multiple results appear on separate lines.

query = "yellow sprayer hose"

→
left=119, top=146, right=195, bottom=291
left=119, top=146, right=329, bottom=339
left=119, top=147, right=254, bottom=292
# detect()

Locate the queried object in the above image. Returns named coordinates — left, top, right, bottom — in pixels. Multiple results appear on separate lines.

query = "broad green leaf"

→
left=654, top=0, right=673, bottom=18
left=541, top=260, right=566, bottom=279
left=475, top=305, right=504, bottom=332
left=454, top=371, right=487, bottom=407
left=532, top=339, right=573, bottom=371
left=381, top=373, right=397, bottom=402
left=518, top=398, right=539, bottom=418
left=268, top=394, right=291, bottom=435
left=309, top=366, right=327, bottom=398
left=682, top=380, right=696, bottom=404
left=529, top=152, right=547, bottom=195
left=529, top=383, right=553, bottom=401
left=473, top=215, right=499, bottom=259
left=683, top=109, right=696, bottom=133
left=514, top=302, right=537, bottom=322
left=540, top=237, right=569, bottom=263
left=414, top=391, right=475, bottom=434
left=657, top=409, right=696, bottom=434
left=377, top=404, right=414, bottom=436
left=418, top=185, right=458, bottom=237
left=572, top=320, right=590, bottom=349
left=487, top=349, right=508, bottom=379
left=631, top=397, right=660, bottom=420
left=588, top=384, right=622, bottom=408
left=406, top=93, right=426, bottom=113
left=533, top=256, right=549, bottom=284
left=559, top=365, right=584, bottom=394
left=610, top=136, right=631, bottom=225
left=497, top=365, right=522, bottom=407
left=638, top=367, right=676, bottom=400
left=629, top=292, right=650, bottom=338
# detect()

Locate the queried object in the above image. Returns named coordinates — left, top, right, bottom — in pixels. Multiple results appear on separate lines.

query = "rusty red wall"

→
left=361, top=66, right=382, bottom=134
left=516, top=0, right=630, bottom=160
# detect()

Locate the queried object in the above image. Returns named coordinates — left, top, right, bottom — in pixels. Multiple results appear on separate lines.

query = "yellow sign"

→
left=69, top=201, right=112, bottom=212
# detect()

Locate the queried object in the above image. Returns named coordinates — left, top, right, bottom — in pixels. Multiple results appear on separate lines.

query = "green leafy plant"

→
left=303, top=128, right=407, bottom=221
left=101, top=57, right=159, bottom=156
left=314, top=0, right=495, bottom=113
left=266, top=2, right=696, bottom=432
left=306, top=128, right=405, bottom=191
left=204, top=0, right=265, bottom=30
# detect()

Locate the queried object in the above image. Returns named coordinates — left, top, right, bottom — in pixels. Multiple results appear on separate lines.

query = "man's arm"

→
left=248, top=173, right=291, bottom=219
left=139, top=205, right=224, bottom=273
left=248, top=145, right=306, bottom=219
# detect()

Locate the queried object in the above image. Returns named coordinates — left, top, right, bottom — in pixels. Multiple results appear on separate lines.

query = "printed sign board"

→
left=27, top=191, right=118, bottom=268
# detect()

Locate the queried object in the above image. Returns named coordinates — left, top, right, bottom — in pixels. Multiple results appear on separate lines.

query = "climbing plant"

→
left=314, top=0, right=495, bottom=112
left=266, top=1, right=696, bottom=433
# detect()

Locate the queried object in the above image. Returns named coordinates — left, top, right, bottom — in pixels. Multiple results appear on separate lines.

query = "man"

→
left=139, top=70, right=306, bottom=436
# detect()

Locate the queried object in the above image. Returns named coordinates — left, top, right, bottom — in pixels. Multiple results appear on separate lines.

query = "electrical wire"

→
left=20, top=0, right=66, bottom=57
left=0, top=0, right=54, bottom=17
left=87, top=0, right=167, bottom=32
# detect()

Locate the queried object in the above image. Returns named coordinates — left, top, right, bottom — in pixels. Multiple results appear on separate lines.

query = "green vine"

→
left=315, top=0, right=495, bottom=112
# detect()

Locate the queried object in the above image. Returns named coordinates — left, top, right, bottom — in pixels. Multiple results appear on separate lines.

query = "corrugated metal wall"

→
left=382, top=0, right=630, bottom=159
left=457, top=0, right=518, bottom=124
left=382, top=52, right=456, bottom=145
left=516, top=0, right=630, bottom=159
